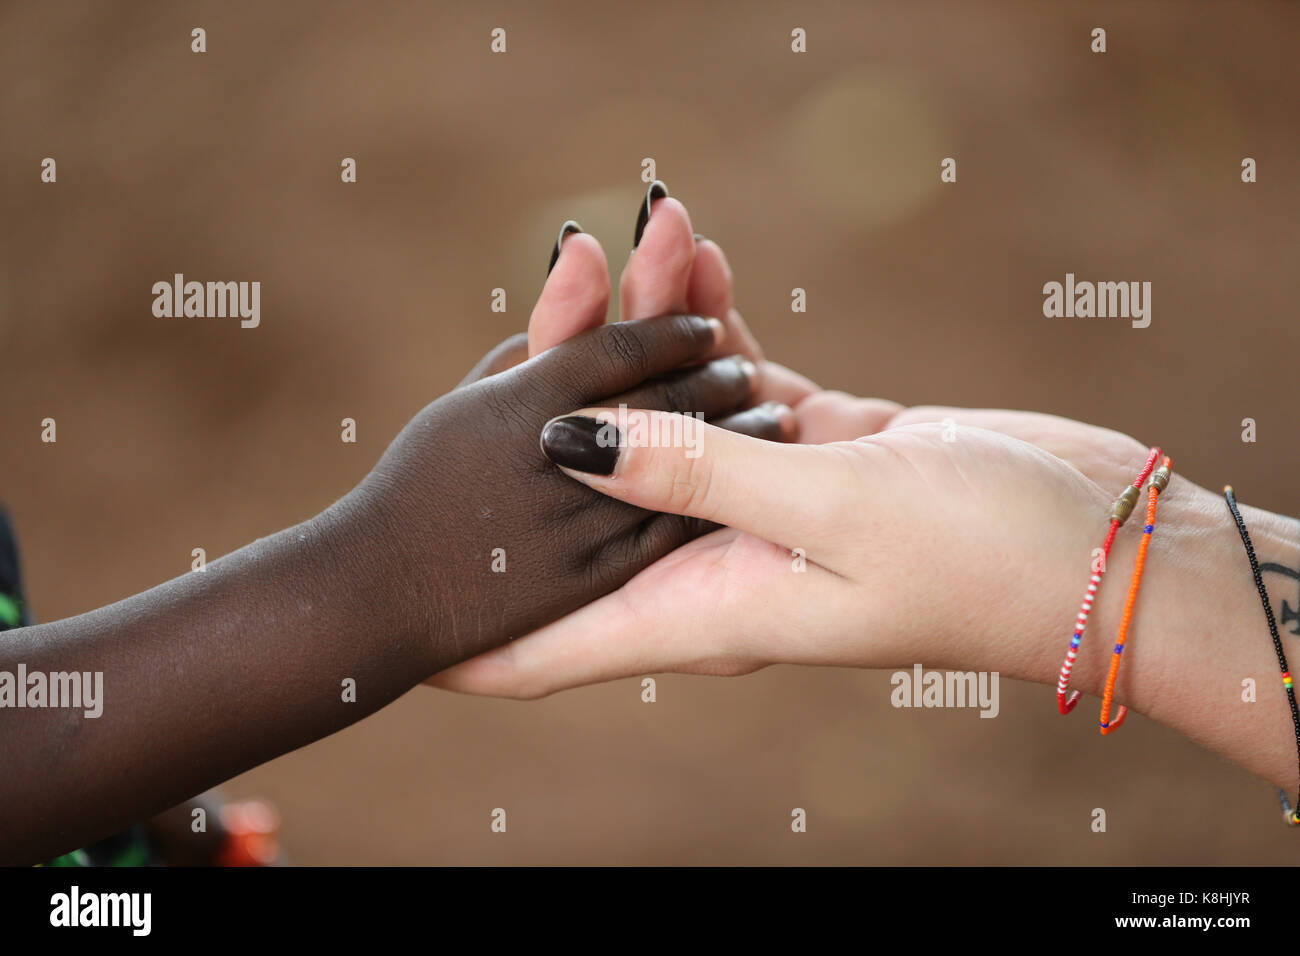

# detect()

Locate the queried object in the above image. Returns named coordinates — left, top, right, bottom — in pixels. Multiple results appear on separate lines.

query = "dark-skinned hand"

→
left=0, top=313, right=787, bottom=864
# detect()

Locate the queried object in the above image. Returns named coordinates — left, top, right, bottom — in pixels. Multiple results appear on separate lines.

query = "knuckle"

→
left=482, top=381, right=558, bottom=464
left=657, top=373, right=696, bottom=414
left=598, top=323, right=651, bottom=379
left=663, top=451, right=717, bottom=519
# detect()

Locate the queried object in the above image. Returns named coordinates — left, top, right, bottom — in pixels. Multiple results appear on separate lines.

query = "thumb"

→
left=539, top=408, right=852, bottom=558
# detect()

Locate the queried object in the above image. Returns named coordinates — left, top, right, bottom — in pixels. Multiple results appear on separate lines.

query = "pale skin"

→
left=437, top=196, right=1300, bottom=809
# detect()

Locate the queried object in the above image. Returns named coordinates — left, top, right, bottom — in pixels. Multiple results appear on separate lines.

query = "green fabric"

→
left=0, top=592, right=19, bottom=627
left=46, top=849, right=91, bottom=867
left=105, top=841, right=151, bottom=867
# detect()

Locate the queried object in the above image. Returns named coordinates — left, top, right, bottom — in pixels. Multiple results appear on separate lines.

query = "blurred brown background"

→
left=2, top=0, right=1297, bottom=864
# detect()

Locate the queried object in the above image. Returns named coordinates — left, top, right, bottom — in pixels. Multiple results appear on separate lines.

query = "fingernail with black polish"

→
left=547, top=220, right=583, bottom=276
left=540, top=415, right=622, bottom=476
left=632, top=180, right=669, bottom=249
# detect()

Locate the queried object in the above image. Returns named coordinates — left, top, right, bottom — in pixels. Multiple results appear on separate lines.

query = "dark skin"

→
left=0, top=314, right=788, bottom=865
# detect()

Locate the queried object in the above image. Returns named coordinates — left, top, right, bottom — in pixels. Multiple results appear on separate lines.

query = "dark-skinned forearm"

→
left=0, top=316, right=773, bottom=863
left=0, top=493, right=436, bottom=865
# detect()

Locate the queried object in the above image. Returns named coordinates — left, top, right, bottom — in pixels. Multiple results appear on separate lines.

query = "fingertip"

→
left=530, top=231, right=610, bottom=356
left=766, top=401, right=798, bottom=440
left=546, top=220, right=584, bottom=277
left=639, top=195, right=692, bottom=247
left=541, top=231, right=609, bottom=297
left=632, top=180, right=670, bottom=249
left=621, top=196, right=695, bottom=320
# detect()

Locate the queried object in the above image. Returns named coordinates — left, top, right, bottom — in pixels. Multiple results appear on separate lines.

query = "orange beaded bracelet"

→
left=1098, top=456, right=1172, bottom=735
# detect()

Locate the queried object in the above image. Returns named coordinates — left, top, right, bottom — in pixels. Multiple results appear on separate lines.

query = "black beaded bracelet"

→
left=1223, top=486, right=1300, bottom=826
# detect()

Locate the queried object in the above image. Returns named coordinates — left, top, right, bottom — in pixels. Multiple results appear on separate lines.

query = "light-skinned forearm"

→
left=924, top=477, right=1300, bottom=799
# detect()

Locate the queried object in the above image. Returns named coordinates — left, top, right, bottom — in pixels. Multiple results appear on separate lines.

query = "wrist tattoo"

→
left=1259, top=559, right=1300, bottom=636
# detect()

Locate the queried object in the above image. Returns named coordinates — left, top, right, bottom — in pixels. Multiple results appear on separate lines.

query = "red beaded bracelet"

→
left=1056, top=447, right=1161, bottom=715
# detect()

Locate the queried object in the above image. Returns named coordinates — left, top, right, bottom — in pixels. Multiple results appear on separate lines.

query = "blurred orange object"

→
left=216, top=800, right=281, bottom=867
